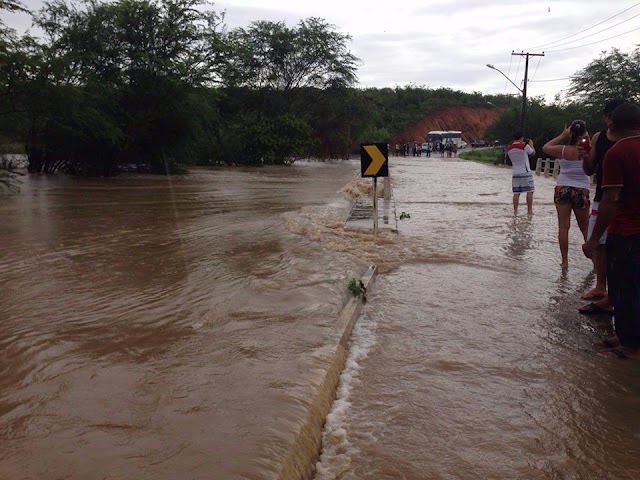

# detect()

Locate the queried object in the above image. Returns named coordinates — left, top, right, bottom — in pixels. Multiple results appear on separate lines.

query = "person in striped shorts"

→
left=507, top=132, right=536, bottom=216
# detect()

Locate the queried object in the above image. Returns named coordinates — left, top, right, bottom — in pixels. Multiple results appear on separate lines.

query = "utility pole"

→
left=511, top=51, right=544, bottom=136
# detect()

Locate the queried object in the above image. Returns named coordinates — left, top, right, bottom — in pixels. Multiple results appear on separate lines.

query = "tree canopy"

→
left=225, top=18, right=358, bottom=91
left=2, top=1, right=637, bottom=176
left=568, top=48, right=640, bottom=109
left=486, top=48, right=640, bottom=161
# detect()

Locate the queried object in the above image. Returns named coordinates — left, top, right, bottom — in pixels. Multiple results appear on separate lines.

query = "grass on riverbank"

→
left=0, top=142, right=26, bottom=155
left=458, top=148, right=504, bottom=165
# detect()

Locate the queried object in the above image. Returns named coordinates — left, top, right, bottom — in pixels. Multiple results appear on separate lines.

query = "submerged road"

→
left=317, top=155, right=640, bottom=480
left=1, top=157, right=639, bottom=479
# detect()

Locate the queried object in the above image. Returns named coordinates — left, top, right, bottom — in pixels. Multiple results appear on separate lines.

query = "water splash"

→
left=314, top=310, right=377, bottom=480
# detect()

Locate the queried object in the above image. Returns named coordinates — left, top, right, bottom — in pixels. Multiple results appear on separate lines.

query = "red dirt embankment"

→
left=393, top=106, right=504, bottom=144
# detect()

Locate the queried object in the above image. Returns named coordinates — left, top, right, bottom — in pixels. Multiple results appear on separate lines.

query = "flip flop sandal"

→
left=579, top=302, right=614, bottom=315
left=593, top=338, right=618, bottom=349
left=580, top=291, right=606, bottom=301
left=599, top=348, right=628, bottom=359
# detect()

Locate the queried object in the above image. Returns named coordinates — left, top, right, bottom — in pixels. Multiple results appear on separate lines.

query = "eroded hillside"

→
left=393, top=107, right=504, bottom=144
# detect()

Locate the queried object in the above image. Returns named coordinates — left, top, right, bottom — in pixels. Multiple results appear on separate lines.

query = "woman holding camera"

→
left=543, top=120, right=592, bottom=269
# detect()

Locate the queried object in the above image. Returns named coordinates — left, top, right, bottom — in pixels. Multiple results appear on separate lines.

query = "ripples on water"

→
left=315, top=157, right=640, bottom=480
left=2, top=158, right=640, bottom=480
left=0, top=163, right=371, bottom=479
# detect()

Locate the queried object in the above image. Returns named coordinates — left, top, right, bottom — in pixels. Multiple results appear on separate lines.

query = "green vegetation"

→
left=348, top=278, right=367, bottom=302
left=0, top=0, right=513, bottom=176
left=459, top=148, right=505, bottom=165
left=1, top=1, right=638, bottom=177
left=568, top=48, right=640, bottom=110
left=486, top=48, right=640, bottom=156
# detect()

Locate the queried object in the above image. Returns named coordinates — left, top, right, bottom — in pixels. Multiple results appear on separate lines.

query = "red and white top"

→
left=507, top=142, right=535, bottom=175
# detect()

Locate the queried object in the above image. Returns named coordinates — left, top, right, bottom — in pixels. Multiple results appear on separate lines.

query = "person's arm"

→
left=542, top=127, right=570, bottom=158
left=525, top=140, right=535, bottom=156
left=582, top=145, right=624, bottom=258
left=582, top=131, right=600, bottom=175
left=583, top=187, right=620, bottom=259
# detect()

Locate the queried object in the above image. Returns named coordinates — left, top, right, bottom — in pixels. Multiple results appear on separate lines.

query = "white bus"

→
left=427, top=131, right=466, bottom=148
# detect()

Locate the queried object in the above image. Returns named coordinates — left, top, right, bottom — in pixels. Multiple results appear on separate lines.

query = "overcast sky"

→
left=5, top=0, right=640, bottom=101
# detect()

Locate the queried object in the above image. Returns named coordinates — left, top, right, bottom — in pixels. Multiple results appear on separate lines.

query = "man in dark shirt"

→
left=583, top=102, right=640, bottom=359
left=579, top=99, right=626, bottom=314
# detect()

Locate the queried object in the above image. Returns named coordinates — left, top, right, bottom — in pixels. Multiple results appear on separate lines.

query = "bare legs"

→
left=594, top=245, right=607, bottom=293
left=582, top=244, right=608, bottom=300
left=526, top=192, right=533, bottom=216
left=574, top=205, right=589, bottom=241
left=513, top=192, right=534, bottom=216
left=556, top=203, right=572, bottom=268
left=555, top=203, right=589, bottom=269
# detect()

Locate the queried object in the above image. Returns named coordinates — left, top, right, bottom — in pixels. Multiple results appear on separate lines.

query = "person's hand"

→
left=582, top=238, right=598, bottom=259
left=528, top=139, right=534, bottom=146
left=576, top=145, right=588, bottom=160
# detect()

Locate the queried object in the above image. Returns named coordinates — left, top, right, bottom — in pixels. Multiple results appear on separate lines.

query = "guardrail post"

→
left=383, top=176, right=391, bottom=200
left=535, top=158, right=542, bottom=175
left=543, top=158, right=550, bottom=177
left=552, top=160, right=559, bottom=179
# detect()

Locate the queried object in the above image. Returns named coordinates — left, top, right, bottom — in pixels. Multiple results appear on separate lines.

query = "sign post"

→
left=360, top=143, right=389, bottom=235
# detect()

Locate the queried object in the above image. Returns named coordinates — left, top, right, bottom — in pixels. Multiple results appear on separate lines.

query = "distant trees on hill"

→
left=2, top=1, right=635, bottom=175
left=0, top=0, right=516, bottom=175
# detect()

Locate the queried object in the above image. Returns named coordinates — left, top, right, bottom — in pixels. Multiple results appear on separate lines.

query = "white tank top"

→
left=556, top=146, right=591, bottom=189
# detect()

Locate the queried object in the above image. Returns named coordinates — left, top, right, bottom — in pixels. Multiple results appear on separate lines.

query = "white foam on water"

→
left=314, top=310, right=377, bottom=480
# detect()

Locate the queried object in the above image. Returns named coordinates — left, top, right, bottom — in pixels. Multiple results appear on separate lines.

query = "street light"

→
left=486, top=64, right=522, bottom=94
left=486, top=63, right=527, bottom=136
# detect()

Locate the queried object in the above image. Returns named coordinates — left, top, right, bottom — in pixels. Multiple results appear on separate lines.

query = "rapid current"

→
left=1, top=157, right=639, bottom=479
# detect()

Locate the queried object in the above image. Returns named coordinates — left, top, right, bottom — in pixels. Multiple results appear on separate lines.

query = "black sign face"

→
left=360, top=143, right=389, bottom=178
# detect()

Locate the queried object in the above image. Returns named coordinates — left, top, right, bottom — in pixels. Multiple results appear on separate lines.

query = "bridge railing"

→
left=534, top=158, right=595, bottom=185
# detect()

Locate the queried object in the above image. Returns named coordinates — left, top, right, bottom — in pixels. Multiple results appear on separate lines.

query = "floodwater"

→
left=316, top=157, right=640, bottom=480
left=1, top=158, right=639, bottom=480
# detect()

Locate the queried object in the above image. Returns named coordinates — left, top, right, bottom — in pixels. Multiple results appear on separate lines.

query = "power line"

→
left=510, top=54, right=522, bottom=96
left=543, top=13, right=640, bottom=50
left=525, top=1, right=640, bottom=49
left=530, top=56, right=542, bottom=81
left=511, top=51, right=544, bottom=135
left=529, top=77, right=574, bottom=82
left=545, top=26, right=640, bottom=53
left=504, top=54, right=514, bottom=94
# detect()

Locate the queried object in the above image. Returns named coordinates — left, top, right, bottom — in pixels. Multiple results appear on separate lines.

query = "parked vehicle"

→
left=472, top=140, right=487, bottom=148
left=427, top=130, right=465, bottom=148
left=459, top=141, right=468, bottom=149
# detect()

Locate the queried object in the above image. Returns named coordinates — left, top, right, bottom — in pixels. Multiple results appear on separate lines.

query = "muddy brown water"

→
left=1, top=158, right=639, bottom=480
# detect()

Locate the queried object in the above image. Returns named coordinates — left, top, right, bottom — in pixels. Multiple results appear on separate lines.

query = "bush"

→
left=459, top=148, right=505, bottom=165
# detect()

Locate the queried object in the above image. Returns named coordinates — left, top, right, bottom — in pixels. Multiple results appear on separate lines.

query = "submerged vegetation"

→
left=1, top=1, right=638, bottom=177
left=348, top=278, right=367, bottom=302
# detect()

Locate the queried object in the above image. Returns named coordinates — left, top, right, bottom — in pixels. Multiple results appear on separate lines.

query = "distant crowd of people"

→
left=393, top=142, right=458, bottom=158
left=506, top=99, right=640, bottom=360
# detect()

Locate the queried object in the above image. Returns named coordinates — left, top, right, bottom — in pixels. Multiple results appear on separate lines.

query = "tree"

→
left=225, top=18, right=359, bottom=93
left=12, top=0, right=228, bottom=175
left=568, top=48, right=640, bottom=110
left=211, top=18, right=359, bottom=163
